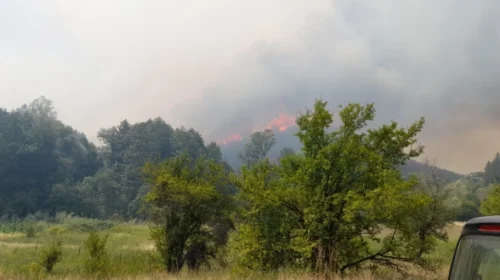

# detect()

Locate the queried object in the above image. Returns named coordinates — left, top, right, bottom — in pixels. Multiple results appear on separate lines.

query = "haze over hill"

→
left=2, top=0, right=500, bottom=173
left=218, top=124, right=466, bottom=182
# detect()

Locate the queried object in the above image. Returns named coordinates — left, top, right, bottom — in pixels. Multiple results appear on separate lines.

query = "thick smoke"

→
left=174, top=0, right=500, bottom=173
left=2, top=1, right=500, bottom=173
left=1, top=0, right=330, bottom=139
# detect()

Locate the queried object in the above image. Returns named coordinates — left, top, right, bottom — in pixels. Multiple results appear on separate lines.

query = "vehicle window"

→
left=450, top=235, right=500, bottom=280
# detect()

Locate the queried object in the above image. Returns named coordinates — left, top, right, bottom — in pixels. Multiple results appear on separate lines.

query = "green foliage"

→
left=25, top=223, right=36, bottom=238
left=28, top=261, right=44, bottom=279
left=278, top=147, right=296, bottom=160
left=0, top=219, right=165, bottom=278
left=399, top=160, right=463, bottom=182
left=396, top=165, right=456, bottom=264
left=1, top=97, right=226, bottom=220
left=445, top=175, right=488, bottom=221
left=0, top=190, right=462, bottom=279
left=0, top=218, right=47, bottom=234
left=143, top=154, right=234, bottom=272
left=0, top=97, right=101, bottom=218
left=232, top=100, right=444, bottom=275
left=485, top=153, right=500, bottom=184
left=173, top=127, right=208, bottom=160
left=55, top=212, right=115, bottom=232
left=89, top=119, right=223, bottom=219
left=39, top=239, right=63, bottom=273
left=480, top=185, right=500, bottom=215
left=83, top=231, right=110, bottom=276
left=480, top=155, right=500, bottom=216
left=0, top=96, right=482, bottom=278
left=455, top=198, right=481, bottom=221
left=239, top=129, right=276, bottom=166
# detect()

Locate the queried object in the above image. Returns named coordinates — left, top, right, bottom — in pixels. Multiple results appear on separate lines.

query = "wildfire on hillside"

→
left=219, top=134, right=243, bottom=145
left=265, top=113, right=296, bottom=132
left=217, top=113, right=297, bottom=145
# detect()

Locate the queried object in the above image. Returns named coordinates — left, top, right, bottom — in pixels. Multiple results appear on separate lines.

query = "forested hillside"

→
left=0, top=97, right=226, bottom=219
left=2, top=97, right=498, bottom=222
left=3, top=97, right=500, bottom=277
left=0, top=97, right=102, bottom=217
left=222, top=130, right=464, bottom=185
left=399, top=159, right=463, bottom=182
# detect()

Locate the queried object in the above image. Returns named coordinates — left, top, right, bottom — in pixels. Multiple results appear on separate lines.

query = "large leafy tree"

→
left=94, top=118, right=176, bottom=218
left=142, top=154, right=234, bottom=272
left=98, top=118, right=176, bottom=168
left=239, top=129, right=276, bottom=166
left=232, top=100, right=446, bottom=275
left=94, top=120, right=225, bottom=218
left=0, top=97, right=102, bottom=217
left=401, top=162, right=456, bottom=263
left=173, top=127, right=207, bottom=160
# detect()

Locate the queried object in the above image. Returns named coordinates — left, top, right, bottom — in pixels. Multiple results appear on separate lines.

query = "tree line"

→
left=0, top=97, right=227, bottom=219
left=2, top=97, right=500, bottom=275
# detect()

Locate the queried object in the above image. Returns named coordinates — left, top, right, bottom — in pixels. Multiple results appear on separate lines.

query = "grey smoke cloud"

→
left=1, top=0, right=330, bottom=137
left=1, top=0, right=500, bottom=173
left=174, top=0, right=500, bottom=173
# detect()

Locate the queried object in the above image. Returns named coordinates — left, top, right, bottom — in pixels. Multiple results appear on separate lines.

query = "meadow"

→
left=0, top=214, right=463, bottom=280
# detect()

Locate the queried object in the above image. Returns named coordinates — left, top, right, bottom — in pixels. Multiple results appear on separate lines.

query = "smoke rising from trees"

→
left=2, top=0, right=500, bottom=172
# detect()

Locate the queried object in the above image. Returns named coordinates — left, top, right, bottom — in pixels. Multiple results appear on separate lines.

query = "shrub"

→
left=0, top=219, right=29, bottom=233
left=56, top=212, right=115, bottom=232
left=28, top=262, right=44, bottom=279
left=47, top=225, right=67, bottom=236
left=25, top=224, right=36, bottom=238
left=39, top=240, right=63, bottom=273
left=83, top=231, right=110, bottom=276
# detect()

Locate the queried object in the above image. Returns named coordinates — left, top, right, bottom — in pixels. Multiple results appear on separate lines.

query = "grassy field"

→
left=0, top=216, right=464, bottom=280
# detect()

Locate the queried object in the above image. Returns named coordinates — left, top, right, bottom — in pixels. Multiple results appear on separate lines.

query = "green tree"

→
left=173, top=127, right=207, bottom=160
left=443, top=175, right=487, bottom=221
left=480, top=185, right=500, bottom=215
left=206, top=142, right=223, bottom=162
left=485, top=153, right=500, bottom=184
left=0, top=97, right=102, bottom=217
left=278, top=147, right=296, bottom=161
left=95, top=118, right=178, bottom=218
left=142, top=154, right=233, bottom=272
left=83, top=232, right=110, bottom=277
left=79, top=169, right=126, bottom=218
left=401, top=162, right=455, bottom=262
left=39, top=239, right=63, bottom=273
left=233, top=100, right=443, bottom=275
left=239, top=129, right=276, bottom=166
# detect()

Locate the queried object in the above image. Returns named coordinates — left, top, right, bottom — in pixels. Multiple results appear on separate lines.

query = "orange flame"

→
left=265, top=113, right=296, bottom=132
left=217, top=133, right=243, bottom=145
left=217, top=113, right=296, bottom=145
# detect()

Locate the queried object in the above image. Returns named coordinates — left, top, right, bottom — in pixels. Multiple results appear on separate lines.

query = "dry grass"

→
left=0, top=270, right=450, bottom=280
left=0, top=222, right=463, bottom=280
left=0, top=233, right=24, bottom=240
left=0, top=241, right=79, bottom=249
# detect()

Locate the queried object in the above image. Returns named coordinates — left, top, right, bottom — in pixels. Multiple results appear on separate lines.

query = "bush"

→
left=0, top=216, right=47, bottom=234
left=47, top=225, right=67, bottom=236
left=25, top=224, right=36, bottom=238
left=28, top=262, right=44, bottom=279
left=39, top=240, right=63, bottom=273
left=0, top=219, right=30, bottom=233
left=56, top=212, right=115, bottom=232
left=84, top=231, right=110, bottom=276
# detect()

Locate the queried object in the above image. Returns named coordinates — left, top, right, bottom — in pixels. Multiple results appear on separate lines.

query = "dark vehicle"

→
left=449, top=216, right=500, bottom=279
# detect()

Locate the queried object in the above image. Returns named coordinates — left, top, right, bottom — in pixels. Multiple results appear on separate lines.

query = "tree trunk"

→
left=166, top=249, right=185, bottom=273
left=315, top=243, right=338, bottom=279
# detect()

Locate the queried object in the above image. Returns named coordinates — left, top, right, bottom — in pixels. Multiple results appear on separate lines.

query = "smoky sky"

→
left=2, top=1, right=500, bottom=173
left=174, top=0, right=500, bottom=173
